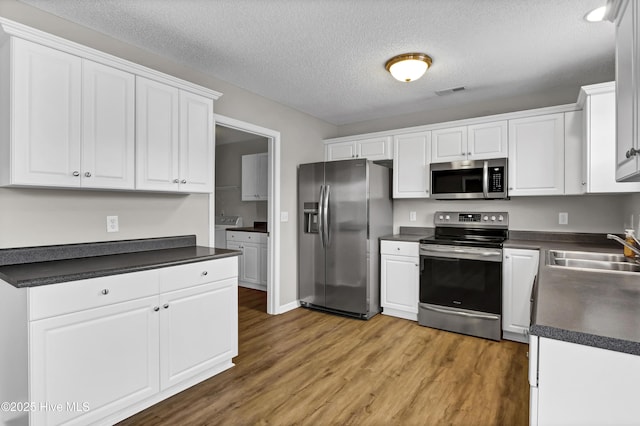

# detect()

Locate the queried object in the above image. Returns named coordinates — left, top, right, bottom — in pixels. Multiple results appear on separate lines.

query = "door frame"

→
left=211, top=114, right=281, bottom=315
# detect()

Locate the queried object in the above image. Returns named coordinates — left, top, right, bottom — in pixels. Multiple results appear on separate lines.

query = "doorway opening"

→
left=211, top=114, right=280, bottom=315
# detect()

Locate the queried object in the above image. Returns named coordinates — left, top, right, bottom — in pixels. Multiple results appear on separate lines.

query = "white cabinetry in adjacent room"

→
left=502, top=248, right=539, bottom=343
left=508, top=113, right=565, bottom=196
left=3, top=37, right=135, bottom=189
left=227, top=231, right=268, bottom=291
left=136, top=77, right=213, bottom=193
left=241, top=152, right=268, bottom=200
left=380, top=240, right=419, bottom=321
left=13, top=257, right=238, bottom=426
left=393, top=131, right=431, bottom=198
left=325, top=136, right=393, bottom=161
left=529, top=336, right=640, bottom=425
left=431, top=121, right=507, bottom=163
left=577, top=82, right=640, bottom=193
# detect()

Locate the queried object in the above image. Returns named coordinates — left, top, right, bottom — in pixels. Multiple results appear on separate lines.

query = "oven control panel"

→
left=434, top=211, right=509, bottom=227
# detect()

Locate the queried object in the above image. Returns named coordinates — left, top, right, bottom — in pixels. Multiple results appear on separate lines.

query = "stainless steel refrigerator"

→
left=297, top=159, right=392, bottom=319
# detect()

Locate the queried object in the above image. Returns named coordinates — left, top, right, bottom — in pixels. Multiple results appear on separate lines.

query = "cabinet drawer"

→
left=226, top=231, right=268, bottom=245
left=29, top=269, right=159, bottom=321
left=380, top=241, right=419, bottom=257
left=159, top=257, right=237, bottom=293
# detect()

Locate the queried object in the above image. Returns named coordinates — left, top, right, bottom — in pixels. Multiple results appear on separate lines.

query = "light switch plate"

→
left=280, top=211, right=289, bottom=222
left=106, top=215, right=119, bottom=232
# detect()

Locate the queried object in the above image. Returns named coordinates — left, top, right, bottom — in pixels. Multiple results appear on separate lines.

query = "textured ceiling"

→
left=18, top=0, right=615, bottom=126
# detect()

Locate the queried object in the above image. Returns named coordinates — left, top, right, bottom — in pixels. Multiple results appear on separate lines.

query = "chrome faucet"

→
left=606, top=234, right=640, bottom=257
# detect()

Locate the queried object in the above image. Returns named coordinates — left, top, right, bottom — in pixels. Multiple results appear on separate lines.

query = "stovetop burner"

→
left=419, top=211, right=509, bottom=248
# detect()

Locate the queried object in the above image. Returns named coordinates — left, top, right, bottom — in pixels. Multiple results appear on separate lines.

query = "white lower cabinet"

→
left=530, top=336, right=640, bottom=425
left=380, top=240, right=419, bottom=321
left=4, top=256, right=238, bottom=426
left=227, top=231, right=268, bottom=291
left=502, top=248, right=539, bottom=343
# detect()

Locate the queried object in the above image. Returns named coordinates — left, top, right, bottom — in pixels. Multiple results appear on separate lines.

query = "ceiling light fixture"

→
left=584, top=5, right=608, bottom=22
left=385, top=53, right=433, bottom=82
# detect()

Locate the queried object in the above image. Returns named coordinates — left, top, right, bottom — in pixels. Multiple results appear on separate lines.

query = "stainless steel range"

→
left=418, top=211, right=509, bottom=341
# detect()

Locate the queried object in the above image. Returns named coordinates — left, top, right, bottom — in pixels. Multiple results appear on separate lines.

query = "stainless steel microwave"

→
left=430, top=158, right=508, bottom=200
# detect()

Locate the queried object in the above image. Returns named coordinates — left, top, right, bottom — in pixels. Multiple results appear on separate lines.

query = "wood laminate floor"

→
left=119, top=287, right=529, bottom=425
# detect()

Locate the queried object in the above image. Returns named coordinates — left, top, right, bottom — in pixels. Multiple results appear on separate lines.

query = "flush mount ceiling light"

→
left=584, top=5, right=607, bottom=22
left=385, top=53, right=433, bottom=82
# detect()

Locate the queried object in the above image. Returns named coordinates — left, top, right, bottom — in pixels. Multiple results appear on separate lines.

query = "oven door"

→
left=419, top=244, right=502, bottom=314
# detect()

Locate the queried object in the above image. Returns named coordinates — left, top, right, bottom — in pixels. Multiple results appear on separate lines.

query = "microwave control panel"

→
left=487, top=166, right=505, bottom=193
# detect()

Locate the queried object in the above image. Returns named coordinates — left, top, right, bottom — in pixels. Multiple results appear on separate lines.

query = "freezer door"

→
left=298, top=162, right=326, bottom=306
left=324, top=159, right=369, bottom=314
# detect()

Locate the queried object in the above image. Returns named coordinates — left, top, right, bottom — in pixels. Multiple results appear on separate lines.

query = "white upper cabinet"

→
left=7, top=37, right=82, bottom=187
left=614, top=0, right=640, bottom=181
left=242, top=152, right=268, bottom=201
left=82, top=60, right=135, bottom=189
left=178, top=90, right=214, bottom=193
left=325, top=136, right=392, bottom=161
left=579, top=82, right=640, bottom=193
left=136, top=77, right=213, bottom=193
left=431, top=121, right=507, bottom=163
left=0, top=20, right=220, bottom=193
left=563, top=110, right=584, bottom=195
left=508, top=113, right=565, bottom=196
left=393, top=131, right=431, bottom=198
left=5, top=39, right=135, bottom=190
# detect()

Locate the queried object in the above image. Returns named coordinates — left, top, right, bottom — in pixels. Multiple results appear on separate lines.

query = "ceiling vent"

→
left=435, top=86, right=466, bottom=96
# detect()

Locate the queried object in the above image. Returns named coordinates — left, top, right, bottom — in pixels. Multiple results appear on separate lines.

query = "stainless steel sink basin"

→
left=547, top=250, right=640, bottom=273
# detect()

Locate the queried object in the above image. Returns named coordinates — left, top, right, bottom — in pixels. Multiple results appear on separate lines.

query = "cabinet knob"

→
left=173, top=179, right=179, bottom=183
left=396, top=247, right=400, bottom=250
left=72, top=171, right=80, bottom=177
left=163, top=303, right=169, bottom=309
left=154, top=306, right=160, bottom=312
left=508, top=187, right=513, bottom=190
left=202, top=271, right=208, bottom=276
left=425, top=190, right=429, bottom=193
left=626, top=148, right=638, bottom=159
left=581, top=182, right=586, bottom=185
left=181, top=179, right=187, bottom=184
left=101, top=289, right=109, bottom=295
left=505, top=256, right=510, bottom=259
left=84, top=172, right=92, bottom=178
left=467, top=152, right=471, bottom=155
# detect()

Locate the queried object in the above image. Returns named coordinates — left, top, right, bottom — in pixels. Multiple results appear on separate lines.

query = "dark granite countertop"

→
left=227, top=227, right=269, bottom=234
left=379, top=226, right=433, bottom=243
left=0, top=235, right=241, bottom=288
left=510, top=234, right=640, bottom=356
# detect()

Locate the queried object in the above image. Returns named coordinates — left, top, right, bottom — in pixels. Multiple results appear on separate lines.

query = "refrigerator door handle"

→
left=318, top=185, right=325, bottom=248
left=323, top=184, right=331, bottom=246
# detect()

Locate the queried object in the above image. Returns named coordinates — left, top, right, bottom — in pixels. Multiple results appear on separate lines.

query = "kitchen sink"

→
left=547, top=250, right=640, bottom=273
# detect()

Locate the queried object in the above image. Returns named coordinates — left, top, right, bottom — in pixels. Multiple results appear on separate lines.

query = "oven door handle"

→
left=422, top=304, right=500, bottom=321
left=420, top=246, right=502, bottom=261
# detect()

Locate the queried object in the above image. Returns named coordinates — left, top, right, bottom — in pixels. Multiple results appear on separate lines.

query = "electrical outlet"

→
left=106, top=216, right=119, bottom=232
left=559, top=212, right=568, bottom=225
left=410, top=211, right=417, bottom=222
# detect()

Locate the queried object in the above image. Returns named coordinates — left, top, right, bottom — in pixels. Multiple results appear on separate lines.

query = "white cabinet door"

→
left=502, top=248, right=539, bottom=342
left=325, top=141, right=355, bottom=161
left=581, top=83, right=640, bottom=193
left=381, top=254, right=419, bottom=321
left=615, top=0, right=639, bottom=181
left=536, top=337, right=640, bottom=426
left=136, top=77, right=180, bottom=191
left=393, top=131, right=431, bottom=198
left=355, top=137, right=392, bottom=161
left=11, top=37, right=82, bottom=187
left=29, top=296, right=160, bottom=426
left=226, top=241, right=244, bottom=280
left=563, top=110, right=584, bottom=195
left=467, top=120, right=507, bottom=159
left=431, top=126, right=467, bottom=162
left=159, top=278, right=237, bottom=390
left=241, top=242, right=261, bottom=284
left=508, top=113, right=565, bottom=196
left=260, top=243, right=268, bottom=286
left=82, top=60, right=135, bottom=189
left=241, top=153, right=268, bottom=200
left=178, top=90, right=214, bottom=193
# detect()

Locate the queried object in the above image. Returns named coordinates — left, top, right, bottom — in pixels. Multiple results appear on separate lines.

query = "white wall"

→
left=621, top=193, right=640, bottom=234
left=394, top=195, right=628, bottom=234
left=0, top=1, right=337, bottom=306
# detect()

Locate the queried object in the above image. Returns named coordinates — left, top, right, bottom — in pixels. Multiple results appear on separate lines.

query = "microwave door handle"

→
left=482, top=161, right=489, bottom=198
